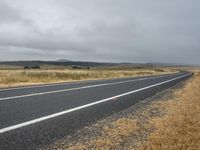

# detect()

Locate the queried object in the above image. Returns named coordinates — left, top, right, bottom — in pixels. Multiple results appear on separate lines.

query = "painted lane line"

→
left=0, top=74, right=175, bottom=101
left=0, top=73, right=191, bottom=134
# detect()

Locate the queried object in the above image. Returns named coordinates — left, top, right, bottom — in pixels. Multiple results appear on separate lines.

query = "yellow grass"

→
left=67, top=118, right=139, bottom=150
left=0, top=68, right=172, bottom=88
left=139, top=71, right=200, bottom=150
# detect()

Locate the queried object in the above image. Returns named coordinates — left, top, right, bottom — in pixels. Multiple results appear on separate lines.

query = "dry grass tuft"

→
left=139, top=72, right=200, bottom=150
left=67, top=118, right=138, bottom=150
left=67, top=145, right=87, bottom=150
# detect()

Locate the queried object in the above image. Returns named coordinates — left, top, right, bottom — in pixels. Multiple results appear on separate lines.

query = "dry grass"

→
left=0, top=68, right=172, bottom=88
left=139, top=71, right=200, bottom=150
left=67, top=118, right=139, bottom=150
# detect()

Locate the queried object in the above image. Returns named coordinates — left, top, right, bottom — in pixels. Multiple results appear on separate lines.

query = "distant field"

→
left=0, top=67, right=175, bottom=88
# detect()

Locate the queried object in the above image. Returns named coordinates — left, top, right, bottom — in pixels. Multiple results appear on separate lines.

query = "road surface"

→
left=0, top=72, right=192, bottom=149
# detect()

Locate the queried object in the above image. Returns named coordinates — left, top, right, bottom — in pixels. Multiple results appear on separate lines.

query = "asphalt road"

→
left=0, top=72, right=192, bottom=150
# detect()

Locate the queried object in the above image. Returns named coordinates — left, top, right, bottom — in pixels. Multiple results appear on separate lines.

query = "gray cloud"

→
left=0, top=0, right=200, bottom=64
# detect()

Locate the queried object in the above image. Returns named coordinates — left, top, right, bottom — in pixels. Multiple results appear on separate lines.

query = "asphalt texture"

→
left=0, top=72, right=192, bottom=150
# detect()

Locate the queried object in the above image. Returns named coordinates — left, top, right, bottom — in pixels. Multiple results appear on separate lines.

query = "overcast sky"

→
left=0, top=0, right=199, bottom=64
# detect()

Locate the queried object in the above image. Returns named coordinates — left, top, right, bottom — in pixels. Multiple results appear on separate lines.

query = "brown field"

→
left=0, top=67, right=174, bottom=88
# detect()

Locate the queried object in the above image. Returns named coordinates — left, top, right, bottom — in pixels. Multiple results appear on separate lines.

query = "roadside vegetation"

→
left=139, top=70, right=200, bottom=150
left=0, top=67, right=174, bottom=88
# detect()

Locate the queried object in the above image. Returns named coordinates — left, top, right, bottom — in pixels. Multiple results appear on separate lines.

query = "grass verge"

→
left=0, top=68, right=173, bottom=88
left=139, top=71, right=200, bottom=150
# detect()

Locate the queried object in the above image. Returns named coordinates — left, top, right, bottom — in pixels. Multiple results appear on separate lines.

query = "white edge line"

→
left=0, top=73, right=191, bottom=134
left=0, top=74, right=175, bottom=101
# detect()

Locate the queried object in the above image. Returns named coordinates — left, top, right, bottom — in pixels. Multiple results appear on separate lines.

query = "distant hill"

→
left=0, top=60, right=117, bottom=67
left=0, top=60, right=194, bottom=68
left=56, top=59, right=72, bottom=62
left=145, top=62, right=192, bottom=67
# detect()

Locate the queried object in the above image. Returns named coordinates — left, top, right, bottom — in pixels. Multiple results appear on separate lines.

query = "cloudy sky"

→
left=0, top=0, right=199, bottom=64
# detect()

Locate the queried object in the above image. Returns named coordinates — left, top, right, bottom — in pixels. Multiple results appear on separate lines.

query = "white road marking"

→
left=0, top=73, right=191, bottom=134
left=0, top=74, right=174, bottom=101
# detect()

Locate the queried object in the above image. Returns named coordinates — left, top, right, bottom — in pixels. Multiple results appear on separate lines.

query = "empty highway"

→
left=0, top=72, right=192, bottom=150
